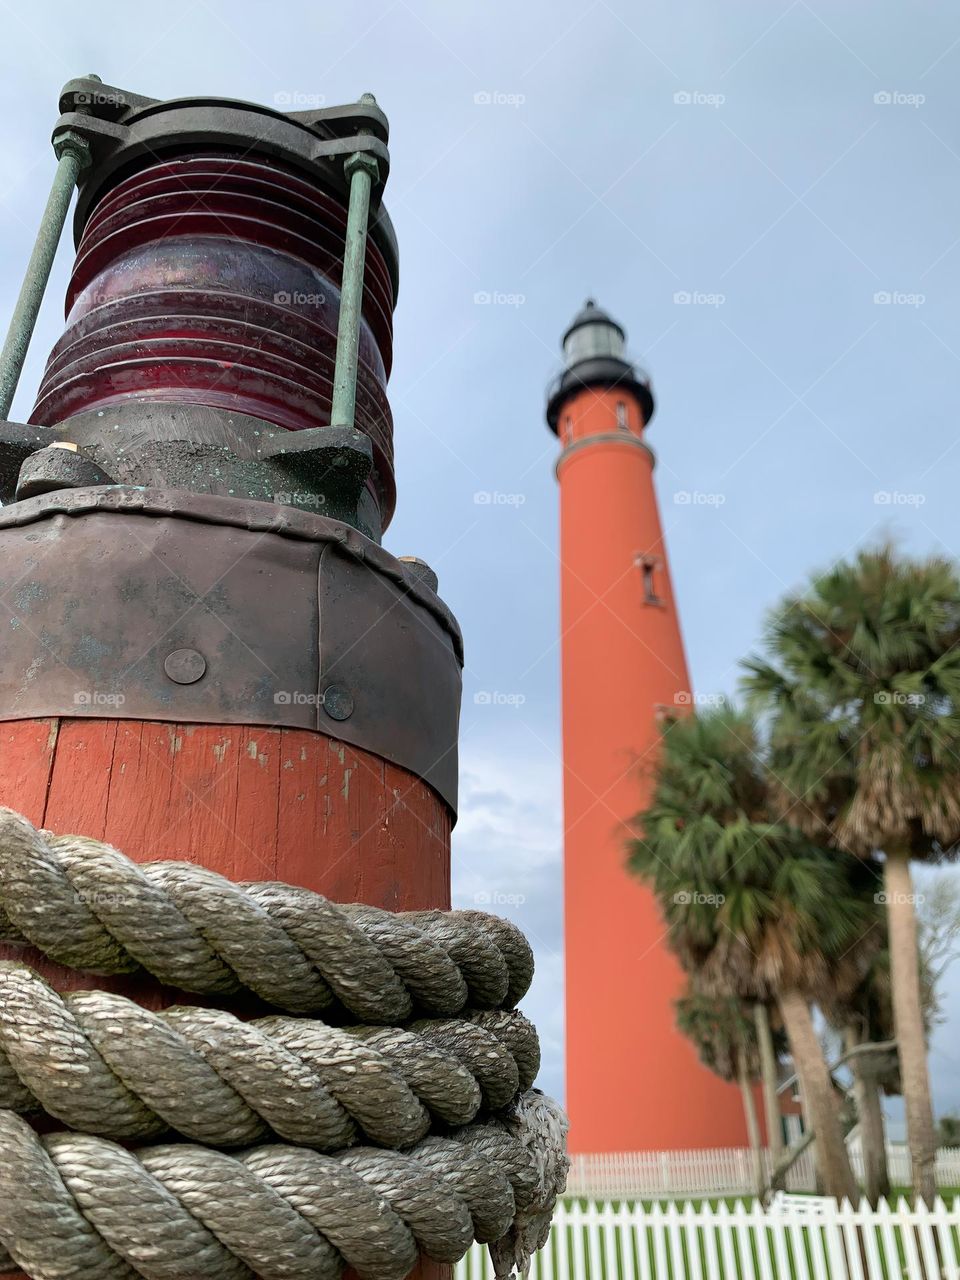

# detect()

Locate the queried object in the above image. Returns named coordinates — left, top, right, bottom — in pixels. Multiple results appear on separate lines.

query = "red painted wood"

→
left=18, top=719, right=453, bottom=903
left=0, top=717, right=452, bottom=1280
left=0, top=719, right=58, bottom=821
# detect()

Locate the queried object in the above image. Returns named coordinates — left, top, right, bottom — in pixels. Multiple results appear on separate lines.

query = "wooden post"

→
left=0, top=717, right=453, bottom=1280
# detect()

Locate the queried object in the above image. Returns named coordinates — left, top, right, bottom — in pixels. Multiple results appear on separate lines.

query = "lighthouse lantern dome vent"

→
left=546, top=297, right=655, bottom=433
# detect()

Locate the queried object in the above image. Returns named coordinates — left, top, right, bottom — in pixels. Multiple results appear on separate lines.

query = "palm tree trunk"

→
left=778, top=987, right=859, bottom=1203
left=884, top=847, right=937, bottom=1204
left=844, top=1025, right=889, bottom=1206
left=754, top=1002, right=784, bottom=1161
left=737, top=1056, right=765, bottom=1198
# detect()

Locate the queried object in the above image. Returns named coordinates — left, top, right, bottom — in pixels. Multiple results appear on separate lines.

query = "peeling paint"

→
left=212, top=740, right=231, bottom=763
left=341, top=768, right=351, bottom=801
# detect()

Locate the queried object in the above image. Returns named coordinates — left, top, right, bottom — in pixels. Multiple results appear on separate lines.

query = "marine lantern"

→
left=0, top=78, right=462, bottom=1280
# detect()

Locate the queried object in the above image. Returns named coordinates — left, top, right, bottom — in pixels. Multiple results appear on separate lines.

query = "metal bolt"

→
left=322, top=684, right=355, bottom=721
left=398, top=556, right=439, bottom=594
left=164, top=649, right=207, bottom=685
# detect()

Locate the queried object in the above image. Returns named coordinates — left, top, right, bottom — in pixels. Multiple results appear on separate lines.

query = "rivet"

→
left=322, top=684, right=354, bottom=721
left=164, top=648, right=206, bottom=685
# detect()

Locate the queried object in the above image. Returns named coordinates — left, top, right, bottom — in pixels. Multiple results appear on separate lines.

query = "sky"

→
left=1, top=0, right=959, bottom=1138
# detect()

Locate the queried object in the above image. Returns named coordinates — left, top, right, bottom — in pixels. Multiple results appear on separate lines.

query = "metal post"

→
left=0, top=130, right=89, bottom=419
left=330, top=103, right=379, bottom=431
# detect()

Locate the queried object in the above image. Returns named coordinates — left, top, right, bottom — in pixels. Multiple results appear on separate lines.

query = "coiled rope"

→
left=0, top=809, right=568, bottom=1280
left=0, top=817, right=534, bottom=1017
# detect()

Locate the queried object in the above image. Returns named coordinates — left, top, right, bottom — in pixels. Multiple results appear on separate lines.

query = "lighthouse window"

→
left=638, top=555, right=663, bottom=605
left=616, top=401, right=628, bottom=430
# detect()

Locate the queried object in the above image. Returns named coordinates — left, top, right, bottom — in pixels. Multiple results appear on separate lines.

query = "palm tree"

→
left=742, top=546, right=960, bottom=1202
left=754, top=1000, right=785, bottom=1166
left=676, top=991, right=766, bottom=1195
left=821, top=932, right=895, bottom=1205
left=630, top=707, right=873, bottom=1202
left=825, top=880, right=943, bottom=1207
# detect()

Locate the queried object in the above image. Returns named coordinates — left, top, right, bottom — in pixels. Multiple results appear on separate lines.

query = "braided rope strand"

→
left=0, top=809, right=533, bottom=1019
left=0, top=963, right=540, bottom=1148
left=0, top=1093, right=566, bottom=1280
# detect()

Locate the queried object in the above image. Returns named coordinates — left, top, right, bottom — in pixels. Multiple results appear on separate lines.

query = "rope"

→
left=0, top=1098, right=568, bottom=1280
left=0, top=809, right=568, bottom=1279
left=0, top=810, right=534, bottom=1019
left=0, top=963, right=540, bottom=1145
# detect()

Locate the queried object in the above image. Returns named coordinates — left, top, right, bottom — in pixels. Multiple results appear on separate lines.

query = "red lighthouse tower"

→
left=547, top=301, right=745, bottom=1153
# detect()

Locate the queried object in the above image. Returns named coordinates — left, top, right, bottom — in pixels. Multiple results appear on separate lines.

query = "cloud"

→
left=452, top=740, right=565, bottom=1102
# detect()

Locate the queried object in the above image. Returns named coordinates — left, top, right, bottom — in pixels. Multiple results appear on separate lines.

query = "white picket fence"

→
left=564, top=1146, right=960, bottom=1198
left=455, top=1197, right=960, bottom=1279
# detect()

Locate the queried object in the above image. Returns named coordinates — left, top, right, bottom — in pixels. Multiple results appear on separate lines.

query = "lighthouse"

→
left=547, top=301, right=746, bottom=1152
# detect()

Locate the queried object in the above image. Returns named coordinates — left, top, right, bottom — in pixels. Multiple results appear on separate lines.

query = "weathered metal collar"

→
left=0, top=487, right=462, bottom=812
left=0, top=486, right=462, bottom=661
